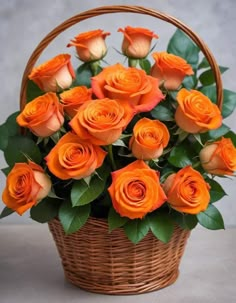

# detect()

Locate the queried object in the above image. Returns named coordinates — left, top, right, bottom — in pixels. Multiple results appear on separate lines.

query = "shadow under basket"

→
left=48, top=217, right=190, bottom=295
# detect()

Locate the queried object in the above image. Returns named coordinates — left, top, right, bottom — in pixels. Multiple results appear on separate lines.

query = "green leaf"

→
left=4, top=136, right=42, bottom=166
left=197, top=204, right=224, bottom=230
left=6, top=112, right=21, bottom=136
left=224, top=131, right=236, bottom=146
left=72, top=63, right=93, bottom=88
left=1, top=167, right=12, bottom=176
left=222, top=89, right=236, bottom=118
left=108, top=208, right=129, bottom=232
left=124, top=218, right=149, bottom=244
left=30, top=197, right=60, bottom=223
left=148, top=212, right=174, bottom=243
left=206, top=178, right=227, bottom=203
left=182, top=75, right=198, bottom=89
left=170, top=211, right=198, bottom=230
left=0, top=124, right=8, bottom=150
left=167, top=29, right=200, bottom=69
left=0, top=206, right=14, bottom=219
left=26, top=80, right=44, bottom=102
left=71, top=179, right=89, bottom=206
left=59, top=200, right=91, bottom=234
left=199, top=66, right=228, bottom=86
left=139, top=58, right=151, bottom=74
left=208, top=124, right=230, bottom=139
left=151, top=105, right=174, bottom=121
left=199, top=85, right=217, bottom=103
left=168, top=144, right=193, bottom=168
left=198, top=57, right=210, bottom=69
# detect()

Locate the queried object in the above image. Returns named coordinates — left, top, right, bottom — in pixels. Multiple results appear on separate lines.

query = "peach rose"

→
left=129, top=117, right=170, bottom=160
left=28, top=54, right=75, bottom=92
left=69, top=98, right=134, bottom=145
left=151, top=52, right=194, bottom=90
left=2, top=161, right=51, bottom=215
left=91, top=63, right=164, bottom=113
left=108, top=160, right=167, bottom=219
left=60, top=86, right=92, bottom=117
left=67, top=29, right=110, bottom=62
left=45, top=132, right=107, bottom=180
left=175, top=89, right=222, bottom=133
left=200, top=137, right=236, bottom=176
left=163, top=166, right=210, bottom=214
left=17, top=92, right=64, bottom=137
left=118, top=26, right=158, bottom=58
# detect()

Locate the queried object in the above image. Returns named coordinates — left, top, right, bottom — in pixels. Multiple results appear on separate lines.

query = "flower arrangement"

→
left=0, top=25, right=236, bottom=244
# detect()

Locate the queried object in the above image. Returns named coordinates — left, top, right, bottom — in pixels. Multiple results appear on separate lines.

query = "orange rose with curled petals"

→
left=17, top=92, right=64, bottom=137
left=28, top=54, right=75, bottom=92
left=45, top=132, right=107, bottom=180
left=91, top=63, right=164, bottom=113
left=67, top=29, right=110, bottom=62
left=129, top=117, right=170, bottom=160
left=151, top=52, right=194, bottom=90
left=2, top=161, right=51, bottom=215
left=118, top=26, right=158, bottom=58
left=200, top=137, right=236, bottom=176
left=60, top=86, right=92, bottom=117
left=69, top=98, right=135, bottom=145
left=163, top=166, right=210, bottom=214
left=175, top=89, right=222, bottom=133
left=108, top=160, right=167, bottom=219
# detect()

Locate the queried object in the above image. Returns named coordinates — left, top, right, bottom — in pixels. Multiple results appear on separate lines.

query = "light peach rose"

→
left=2, top=161, right=51, bottom=215
left=200, top=137, right=236, bottom=176
left=67, top=29, right=110, bottom=62
left=28, top=54, right=75, bottom=92
left=17, top=92, right=64, bottom=137
left=118, top=26, right=158, bottom=58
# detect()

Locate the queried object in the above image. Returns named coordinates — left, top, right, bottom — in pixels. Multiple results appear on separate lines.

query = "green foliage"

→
left=73, top=63, right=93, bottom=88
left=108, top=207, right=129, bottom=232
left=26, top=80, right=44, bottom=102
left=124, top=218, right=149, bottom=244
left=197, top=204, right=225, bottom=230
left=170, top=211, right=198, bottom=230
left=0, top=124, right=8, bottom=150
left=0, top=206, right=14, bottom=219
left=151, top=104, right=174, bottom=121
left=168, top=143, right=194, bottom=168
left=139, top=58, right=151, bottom=74
left=199, top=66, right=228, bottom=86
left=30, top=197, right=60, bottom=223
left=206, top=178, right=227, bottom=203
left=0, top=111, right=21, bottom=151
left=148, top=212, right=175, bottom=243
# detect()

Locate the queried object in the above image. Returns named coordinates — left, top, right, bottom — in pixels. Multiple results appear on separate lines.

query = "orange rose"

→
left=151, top=52, right=194, bottom=90
left=163, top=166, right=210, bottom=214
left=175, top=89, right=222, bottom=133
left=118, top=26, right=158, bottom=58
left=108, top=160, right=167, bottom=219
left=17, top=92, right=64, bottom=137
left=91, top=63, right=164, bottom=113
left=69, top=98, right=134, bottom=145
left=67, top=29, right=110, bottom=62
left=45, top=132, right=107, bottom=180
left=200, top=137, right=236, bottom=176
left=2, top=161, right=51, bottom=215
left=129, top=117, right=170, bottom=160
left=60, top=86, right=92, bottom=117
left=28, top=54, right=75, bottom=92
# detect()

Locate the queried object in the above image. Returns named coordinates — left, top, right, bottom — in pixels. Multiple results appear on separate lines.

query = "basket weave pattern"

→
left=48, top=218, right=190, bottom=294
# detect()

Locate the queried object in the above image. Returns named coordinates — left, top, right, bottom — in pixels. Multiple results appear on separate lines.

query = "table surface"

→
left=0, top=223, right=235, bottom=303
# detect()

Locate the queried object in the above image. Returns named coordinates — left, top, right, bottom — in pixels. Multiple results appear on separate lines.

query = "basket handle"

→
left=19, top=5, right=223, bottom=111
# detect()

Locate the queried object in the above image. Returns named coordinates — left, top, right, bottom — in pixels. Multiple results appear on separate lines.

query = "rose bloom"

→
left=200, top=137, right=236, bottom=176
left=17, top=92, right=64, bottom=137
left=151, top=52, right=194, bottom=90
left=163, top=166, right=210, bottom=214
left=2, top=161, right=51, bottom=215
left=108, top=160, right=167, bottom=219
left=60, top=86, right=92, bottom=117
left=129, top=117, right=170, bottom=160
left=67, top=29, right=110, bottom=62
left=28, top=54, right=75, bottom=92
left=118, top=26, right=158, bottom=58
left=91, top=63, right=164, bottom=113
left=175, top=89, right=222, bottom=133
left=70, top=98, right=134, bottom=145
left=45, top=132, right=107, bottom=180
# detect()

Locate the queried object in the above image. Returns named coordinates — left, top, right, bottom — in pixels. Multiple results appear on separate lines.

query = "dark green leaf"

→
left=1, top=167, right=12, bottom=176
left=71, top=179, right=89, bottom=206
left=124, top=218, right=149, bottom=244
left=139, top=58, right=151, bottom=74
left=30, top=197, right=60, bottom=223
left=0, top=124, right=8, bottom=150
left=170, top=211, right=198, bottom=230
left=0, top=206, right=14, bottom=219
left=206, top=178, right=227, bottom=203
left=198, top=57, right=210, bottom=69
left=167, top=29, right=200, bottom=69
left=224, top=131, right=236, bottom=146
left=199, top=66, right=228, bottom=86
left=149, top=212, right=174, bottom=243
left=59, top=200, right=90, bottom=234
left=72, top=63, right=93, bottom=88
left=182, top=75, right=198, bottom=89
left=208, top=124, right=230, bottom=139
left=108, top=208, right=129, bottom=232
left=168, top=144, right=193, bottom=168
left=5, top=111, right=20, bottom=136
left=222, top=89, right=236, bottom=118
left=151, top=105, right=174, bottom=121
left=26, top=80, right=44, bottom=102
left=199, top=85, right=217, bottom=103
left=197, top=204, right=225, bottom=230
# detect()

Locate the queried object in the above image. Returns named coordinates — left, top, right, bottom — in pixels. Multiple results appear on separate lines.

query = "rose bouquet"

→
left=0, top=25, right=236, bottom=245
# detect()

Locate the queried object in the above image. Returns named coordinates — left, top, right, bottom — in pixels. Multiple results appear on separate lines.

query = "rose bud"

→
left=118, top=26, right=158, bottom=58
left=67, top=29, right=110, bottom=62
left=151, top=52, right=194, bottom=90
left=17, top=92, right=64, bottom=137
left=2, top=161, right=51, bottom=215
left=28, top=54, right=75, bottom=92
left=175, top=89, right=222, bottom=133
left=200, top=137, right=236, bottom=176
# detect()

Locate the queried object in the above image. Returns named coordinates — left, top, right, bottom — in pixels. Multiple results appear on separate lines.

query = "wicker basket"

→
left=19, top=5, right=223, bottom=295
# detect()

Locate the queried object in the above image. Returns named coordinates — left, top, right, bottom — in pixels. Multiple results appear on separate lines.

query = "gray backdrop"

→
left=0, top=0, right=235, bottom=224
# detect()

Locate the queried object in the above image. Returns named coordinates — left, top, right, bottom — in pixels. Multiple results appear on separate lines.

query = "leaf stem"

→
left=108, top=145, right=117, bottom=171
